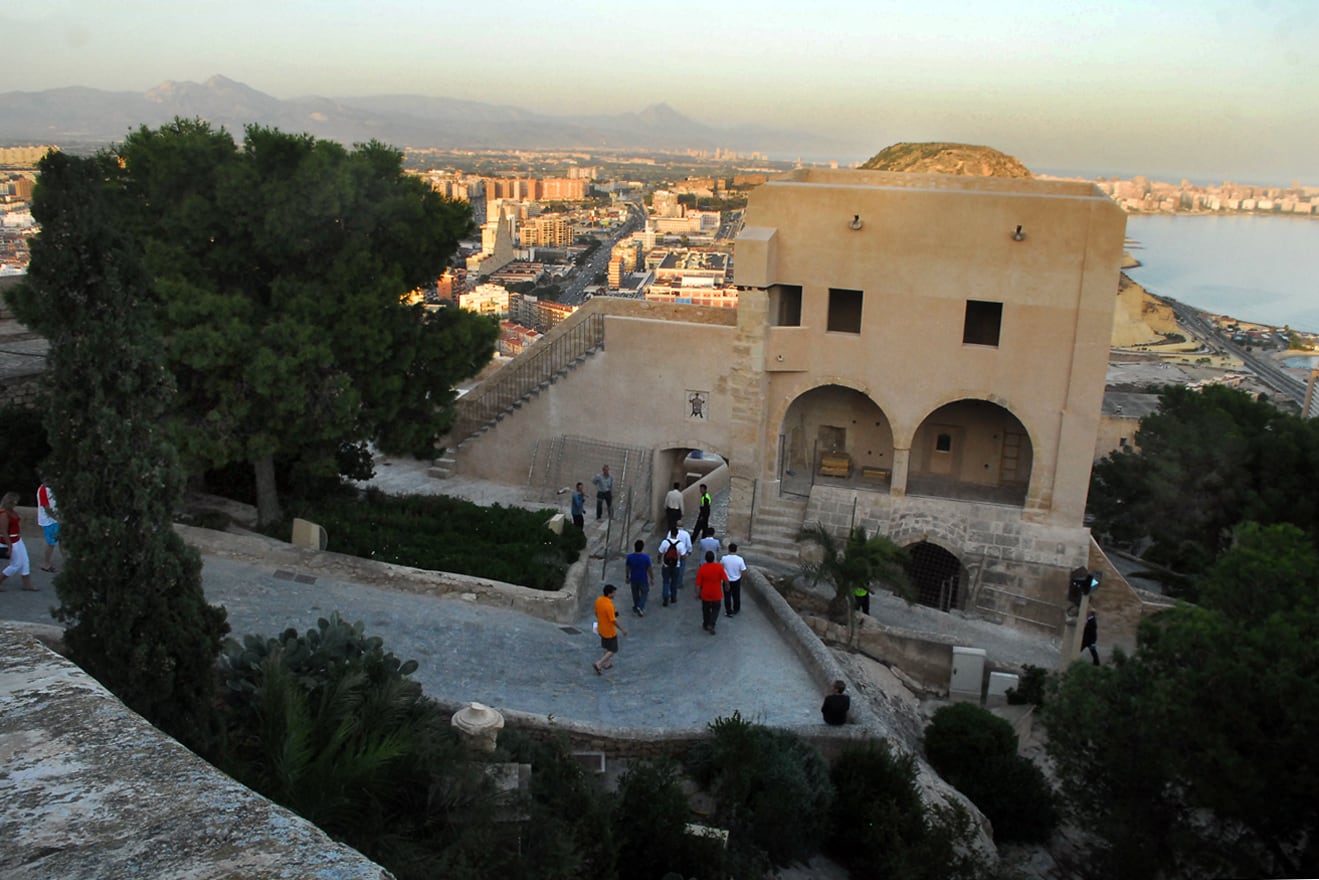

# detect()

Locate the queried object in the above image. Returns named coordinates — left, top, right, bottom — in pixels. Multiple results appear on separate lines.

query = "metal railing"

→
left=449, top=309, right=605, bottom=446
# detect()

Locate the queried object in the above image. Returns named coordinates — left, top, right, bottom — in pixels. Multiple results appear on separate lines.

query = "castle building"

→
left=442, top=169, right=1125, bottom=633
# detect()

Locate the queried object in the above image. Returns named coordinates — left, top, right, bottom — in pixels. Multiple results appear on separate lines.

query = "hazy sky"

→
left=6, top=0, right=1318, bottom=184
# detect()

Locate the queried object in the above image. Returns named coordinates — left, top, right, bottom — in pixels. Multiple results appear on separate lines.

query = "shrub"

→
left=614, top=759, right=738, bottom=880
left=278, top=490, right=587, bottom=591
left=688, top=711, right=833, bottom=866
left=1006, top=664, right=1049, bottom=706
left=924, top=702, right=1017, bottom=780
left=216, top=614, right=505, bottom=880
left=924, top=703, right=1060, bottom=844
left=828, top=739, right=992, bottom=879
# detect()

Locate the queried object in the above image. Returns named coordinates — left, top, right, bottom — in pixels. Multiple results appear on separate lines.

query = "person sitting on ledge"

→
left=821, top=679, right=850, bottom=726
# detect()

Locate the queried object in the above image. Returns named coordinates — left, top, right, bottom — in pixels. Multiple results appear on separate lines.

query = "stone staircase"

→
left=747, top=491, right=808, bottom=571
left=431, top=309, right=605, bottom=479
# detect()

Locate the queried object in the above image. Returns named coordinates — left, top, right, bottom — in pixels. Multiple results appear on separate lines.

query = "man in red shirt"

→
left=694, top=550, right=726, bottom=634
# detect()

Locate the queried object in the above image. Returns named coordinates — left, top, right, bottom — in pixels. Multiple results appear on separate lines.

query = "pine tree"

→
left=10, top=150, right=229, bottom=749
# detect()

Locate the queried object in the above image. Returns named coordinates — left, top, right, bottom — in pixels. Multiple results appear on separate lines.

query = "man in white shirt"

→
left=675, top=524, right=694, bottom=591
left=664, top=482, right=684, bottom=531
left=721, top=542, right=748, bottom=617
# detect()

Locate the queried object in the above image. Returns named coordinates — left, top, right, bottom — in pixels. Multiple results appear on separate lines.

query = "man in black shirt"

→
left=821, top=679, right=850, bottom=725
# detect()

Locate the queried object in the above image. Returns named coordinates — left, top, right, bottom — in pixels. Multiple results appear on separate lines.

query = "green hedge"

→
left=289, top=489, right=587, bottom=591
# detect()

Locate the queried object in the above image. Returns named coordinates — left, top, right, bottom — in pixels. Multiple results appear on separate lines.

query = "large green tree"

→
left=11, top=150, right=229, bottom=749
left=68, top=119, right=497, bottom=523
left=1042, top=522, right=1319, bottom=878
left=1088, top=383, right=1319, bottom=589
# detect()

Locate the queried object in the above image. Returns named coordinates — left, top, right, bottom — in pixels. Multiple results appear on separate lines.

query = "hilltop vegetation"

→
left=860, top=142, right=1033, bottom=178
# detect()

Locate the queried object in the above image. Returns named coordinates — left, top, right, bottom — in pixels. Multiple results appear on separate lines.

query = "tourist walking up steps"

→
left=592, top=465, right=614, bottom=521
left=694, top=483, right=712, bottom=534
left=664, top=482, right=684, bottom=531
left=659, top=527, right=683, bottom=607
left=721, top=542, right=747, bottom=617
left=625, top=540, right=653, bottom=617
left=593, top=584, right=627, bottom=674
left=695, top=550, right=726, bottom=634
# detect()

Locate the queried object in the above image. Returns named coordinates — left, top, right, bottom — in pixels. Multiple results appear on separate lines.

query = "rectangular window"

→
left=963, top=300, right=1002, bottom=346
left=827, top=288, right=863, bottom=334
left=768, top=284, right=802, bottom=327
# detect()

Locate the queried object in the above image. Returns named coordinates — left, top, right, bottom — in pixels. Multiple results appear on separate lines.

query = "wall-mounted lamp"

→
left=1012, top=225, right=1026, bottom=242
left=849, top=214, right=864, bottom=231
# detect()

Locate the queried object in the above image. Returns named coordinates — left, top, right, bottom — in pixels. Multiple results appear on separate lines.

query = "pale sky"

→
left=5, top=0, right=1318, bottom=184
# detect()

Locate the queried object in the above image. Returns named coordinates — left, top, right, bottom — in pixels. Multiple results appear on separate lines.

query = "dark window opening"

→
left=769, top=284, right=803, bottom=327
left=935, top=433, right=953, bottom=453
left=963, top=300, right=1003, bottom=346
left=827, top=288, right=863, bottom=333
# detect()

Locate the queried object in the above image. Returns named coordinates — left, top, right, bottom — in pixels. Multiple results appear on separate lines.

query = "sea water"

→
left=1124, top=214, right=1319, bottom=333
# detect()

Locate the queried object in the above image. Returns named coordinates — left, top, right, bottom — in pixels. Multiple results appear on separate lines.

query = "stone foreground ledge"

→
left=0, top=624, right=392, bottom=880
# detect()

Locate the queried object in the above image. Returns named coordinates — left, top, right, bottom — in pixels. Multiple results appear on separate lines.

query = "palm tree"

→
left=799, top=523, right=912, bottom=646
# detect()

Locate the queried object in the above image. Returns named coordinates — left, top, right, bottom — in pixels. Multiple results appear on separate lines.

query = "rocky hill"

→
left=860, top=142, right=1033, bottom=177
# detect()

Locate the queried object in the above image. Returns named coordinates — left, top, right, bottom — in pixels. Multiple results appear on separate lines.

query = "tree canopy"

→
left=14, top=149, right=229, bottom=748
left=1042, top=521, right=1319, bottom=877
left=1088, top=384, right=1319, bottom=590
left=15, top=119, right=498, bottom=524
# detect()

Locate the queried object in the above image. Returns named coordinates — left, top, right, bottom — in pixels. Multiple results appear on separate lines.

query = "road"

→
left=1165, top=297, right=1308, bottom=406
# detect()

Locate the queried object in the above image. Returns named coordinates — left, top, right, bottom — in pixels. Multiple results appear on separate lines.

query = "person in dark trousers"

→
left=694, top=483, right=712, bottom=534
left=821, top=680, right=850, bottom=725
left=592, top=465, right=614, bottom=520
left=624, top=540, right=653, bottom=616
left=1081, top=610, right=1100, bottom=665
left=695, top=550, right=725, bottom=634
left=721, top=542, right=747, bottom=617
left=664, top=482, right=684, bottom=531
left=570, top=482, right=586, bottom=530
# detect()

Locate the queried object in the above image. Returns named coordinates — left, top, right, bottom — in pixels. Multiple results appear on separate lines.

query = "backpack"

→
left=662, top=539, right=680, bottom=567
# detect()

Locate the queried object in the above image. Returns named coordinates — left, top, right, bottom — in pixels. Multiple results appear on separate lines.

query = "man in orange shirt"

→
left=694, top=550, right=726, bottom=635
left=593, top=583, right=627, bottom=674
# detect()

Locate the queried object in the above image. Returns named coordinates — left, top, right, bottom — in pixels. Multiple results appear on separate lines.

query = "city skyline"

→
left=4, top=0, right=1318, bottom=185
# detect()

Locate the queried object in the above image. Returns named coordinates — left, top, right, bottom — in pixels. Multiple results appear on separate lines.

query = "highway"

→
left=560, top=198, right=644, bottom=305
left=1165, top=296, right=1309, bottom=407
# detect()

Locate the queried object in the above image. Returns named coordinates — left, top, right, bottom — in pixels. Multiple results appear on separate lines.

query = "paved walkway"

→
left=0, top=456, right=830, bottom=731
left=1, top=454, right=1067, bottom=732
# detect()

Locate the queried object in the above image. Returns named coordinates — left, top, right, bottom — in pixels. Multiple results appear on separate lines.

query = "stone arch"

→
left=776, top=383, right=895, bottom=489
left=904, top=540, right=968, bottom=612
left=652, top=442, right=733, bottom=526
left=907, top=398, right=1034, bottom=506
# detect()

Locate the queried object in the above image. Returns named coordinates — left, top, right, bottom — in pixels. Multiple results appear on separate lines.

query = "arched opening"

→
left=907, top=541, right=965, bottom=611
left=778, top=385, right=893, bottom=497
left=655, top=446, right=729, bottom=529
left=908, top=399, right=1032, bottom=505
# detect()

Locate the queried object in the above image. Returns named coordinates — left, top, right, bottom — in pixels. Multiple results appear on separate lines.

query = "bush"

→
left=688, top=711, right=833, bottom=866
left=924, top=702, right=1017, bottom=780
left=614, top=759, right=743, bottom=880
left=828, top=739, right=992, bottom=879
left=278, top=490, right=587, bottom=591
left=216, top=614, right=505, bottom=880
left=924, top=703, right=1060, bottom=844
left=1006, top=664, right=1049, bottom=706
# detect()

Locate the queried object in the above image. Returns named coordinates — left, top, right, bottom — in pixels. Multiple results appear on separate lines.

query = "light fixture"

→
left=849, top=214, right=863, bottom=230
left=1012, top=225, right=1025, bottom=241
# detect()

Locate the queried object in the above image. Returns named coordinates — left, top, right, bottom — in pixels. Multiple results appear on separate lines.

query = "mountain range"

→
left=0, top=75, right=845, bottom=158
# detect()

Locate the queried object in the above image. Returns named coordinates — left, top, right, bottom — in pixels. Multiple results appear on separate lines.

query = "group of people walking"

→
left=593, top=480, right=748, bottom=673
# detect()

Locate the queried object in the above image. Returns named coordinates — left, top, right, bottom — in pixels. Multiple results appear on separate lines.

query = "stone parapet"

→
left=0, top=624, right=393, bottom=880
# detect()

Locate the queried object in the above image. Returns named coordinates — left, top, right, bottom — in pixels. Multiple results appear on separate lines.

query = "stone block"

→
left=290, top=518, right=327, bottom=551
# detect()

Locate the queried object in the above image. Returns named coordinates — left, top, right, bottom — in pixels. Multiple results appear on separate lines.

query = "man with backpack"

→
left=658, top=526, right=687, bottom=607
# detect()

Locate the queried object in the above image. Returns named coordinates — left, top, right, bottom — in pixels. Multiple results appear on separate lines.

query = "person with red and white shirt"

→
left=37, top=477, right=61, bottom=573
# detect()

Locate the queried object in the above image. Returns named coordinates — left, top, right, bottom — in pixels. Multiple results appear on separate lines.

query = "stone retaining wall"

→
left=0, top=624, right=392, bottom=880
